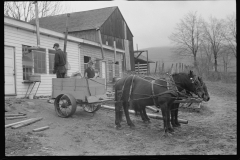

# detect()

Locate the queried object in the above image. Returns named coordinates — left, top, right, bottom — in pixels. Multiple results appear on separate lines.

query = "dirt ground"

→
left=5, top=80, right=236, bottom=156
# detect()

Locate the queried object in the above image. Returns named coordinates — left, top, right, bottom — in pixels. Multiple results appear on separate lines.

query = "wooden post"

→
left=175, top=63, right=178, bottom=73
left=155, top=61, right=158, bottom=73
left=170, top=63, right=174, bottom=74
left=34, top=1, right=40, bottom=47
left=162, top=62, right=164, bottom=73
left=179, top=63, right=181, bottom=73
left=97, top=29, right=104, bottom=60
left=113, top=41, right=116, bottom=63
left=158, top=61, right=161, bottom=73
left=138, top=62, right=140, bottom=74
left=146, top=50, right=149, bottom=75
left=64, top=13, right=70, bottom=76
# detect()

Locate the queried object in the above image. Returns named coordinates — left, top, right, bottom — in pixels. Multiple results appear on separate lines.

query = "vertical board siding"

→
left=80, top=43, right=123, bottom=82
left=4, top=25, right=80, bottom=98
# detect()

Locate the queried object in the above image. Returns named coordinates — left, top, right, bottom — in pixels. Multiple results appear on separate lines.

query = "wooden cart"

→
left=52, top=77, right=113, bottom=118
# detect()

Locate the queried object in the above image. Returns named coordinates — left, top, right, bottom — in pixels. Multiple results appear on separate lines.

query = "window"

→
left=115, top=62, right=120, bottom=77
left=33, top=49, right=46, bottom=73
left=84, top=56, right=91, bottom=71
left=22, top=45, right=33, bottom=80
left=94, top=59, right=100, bottom=73
left=108, top=61, right=113, bottom=82
left=48, top=49, right=55, bottom=74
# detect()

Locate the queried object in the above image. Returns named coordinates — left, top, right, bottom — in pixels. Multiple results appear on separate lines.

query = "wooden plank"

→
left=5, top=113, right=26, bottom=117
left=11, top=117, right=43, bottom=129
left=5, top=118, right=35, bottom=128
left=62, top=78, right=76, bottom=87
left=52, top=78, right=63, bottom=86
left=62, top=86, right=75, bottom=91
left=6, top=116, right=27, bottom=120
left=135, top=64, right=147, bottom=66
left=33, top=126, right=49, bottom=132
left=87, top=96, right=100, bottom=103
left=53, top=86, right=62, bottom=90
left=95, top=86, right=106, bottom=95
left=75, top=78, right=88, bottom=87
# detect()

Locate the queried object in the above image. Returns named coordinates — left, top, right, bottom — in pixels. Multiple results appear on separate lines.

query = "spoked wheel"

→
left=83, top=104, right=101, bottom=113
left=54, top=94, right=77, bottom=118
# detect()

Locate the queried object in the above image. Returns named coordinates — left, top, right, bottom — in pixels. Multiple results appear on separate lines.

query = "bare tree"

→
left=4, top=1, right=66, bottom=22
left=199, top=39, right=214, bottom=74
left=201, top=16, right=226, bottom=72
left=169, top=11, right=203, bottom=71
left=223, top=13, right=236, bottom=59
left=219, top=44, right=234, bottom=73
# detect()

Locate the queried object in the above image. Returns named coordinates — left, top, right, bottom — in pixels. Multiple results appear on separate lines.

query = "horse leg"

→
left=160, top=105, right=167, bottom=133
left=174, top=103, right=181, bottom=127
left=139, top=107, right=147, bottom=122
left=166, top=102, right=174, bottom=133
left=171, top=103, right=177, bottom=127
left=115, top=101, right=123, bottom=130
left=142, top=107, right=151, bottom=123
left=123, top=101, right=135, bottom=128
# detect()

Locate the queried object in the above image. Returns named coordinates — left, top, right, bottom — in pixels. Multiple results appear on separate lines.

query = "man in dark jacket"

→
left=53, top=43, right=66, bottom=78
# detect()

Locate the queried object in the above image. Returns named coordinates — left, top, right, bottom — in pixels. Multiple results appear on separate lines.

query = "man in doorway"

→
left=53, top=43, right=66, bottom=78
left=84, top=60, right=95, bottom=79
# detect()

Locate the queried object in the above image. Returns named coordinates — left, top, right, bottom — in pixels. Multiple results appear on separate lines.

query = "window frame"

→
left=33, top=49, right=47, bottom=74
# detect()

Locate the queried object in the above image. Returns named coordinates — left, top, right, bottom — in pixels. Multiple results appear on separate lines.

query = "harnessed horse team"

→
left=114, top=70, right=210, bottom=135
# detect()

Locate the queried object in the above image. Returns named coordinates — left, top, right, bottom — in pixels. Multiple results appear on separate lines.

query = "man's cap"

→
left=88, top=60, right=94, bottom=65
left=53, top=43, right=59, bottom=48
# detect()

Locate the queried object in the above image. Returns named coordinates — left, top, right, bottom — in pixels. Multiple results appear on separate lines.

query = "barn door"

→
left=5, top=46, right=16, bottom=95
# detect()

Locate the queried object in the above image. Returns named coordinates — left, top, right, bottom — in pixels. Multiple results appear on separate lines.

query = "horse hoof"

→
left=115, top=125, right=122, bottom=130
left=175, top=123, right=181, bottom=127
left=172, top=124, right=179, bottom=128
left=129, top=124, right=135, bottom=129
left=169, top=128, right=175, bottom=133
left=143, top=120, right=148, bottom=124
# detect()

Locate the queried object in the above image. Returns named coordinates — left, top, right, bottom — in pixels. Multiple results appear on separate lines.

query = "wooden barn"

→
left=4, top=7, right=136, bottom=98
left=29, top=6, right=135, bottom=76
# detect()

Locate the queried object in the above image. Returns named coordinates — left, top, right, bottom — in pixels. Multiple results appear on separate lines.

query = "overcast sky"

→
left=63, top=1, right=236, bottom=49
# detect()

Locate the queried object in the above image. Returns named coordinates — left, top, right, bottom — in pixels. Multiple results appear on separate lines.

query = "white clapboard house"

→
left=4, top=11, right=131, bottom=98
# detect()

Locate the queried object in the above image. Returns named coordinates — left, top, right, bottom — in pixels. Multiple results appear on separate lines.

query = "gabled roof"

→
left=29, top=6, right=117, bottom=33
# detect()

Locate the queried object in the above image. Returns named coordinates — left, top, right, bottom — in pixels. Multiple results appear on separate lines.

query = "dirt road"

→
left=5, top=81, right=236, bottom=155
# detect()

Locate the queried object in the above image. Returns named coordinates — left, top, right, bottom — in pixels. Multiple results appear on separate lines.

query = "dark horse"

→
left=170, top=72, right=210, bottom=127
left=130, top=70, right=210, bottom=128
left=114, top=70, right=206, bottom=134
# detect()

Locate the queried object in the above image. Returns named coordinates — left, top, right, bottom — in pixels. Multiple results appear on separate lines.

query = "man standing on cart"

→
left=53, top=43, right=66, bottom=78
left=84, top=60, right=96, bottom=79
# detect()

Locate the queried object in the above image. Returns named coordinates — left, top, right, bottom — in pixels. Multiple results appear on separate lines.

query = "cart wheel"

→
left=54, top=94, right=77, bottom=118
left=83, top=104, right=101, bottom=113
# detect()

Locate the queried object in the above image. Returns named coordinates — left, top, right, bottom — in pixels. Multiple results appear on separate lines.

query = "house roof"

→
left=29, top=6, right=118, bottom=33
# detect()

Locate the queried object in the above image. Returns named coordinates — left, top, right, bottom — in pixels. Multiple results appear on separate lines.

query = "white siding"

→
left=4, top=17, right=125, bottom=98
left=4, top=25, right=80, bottom=98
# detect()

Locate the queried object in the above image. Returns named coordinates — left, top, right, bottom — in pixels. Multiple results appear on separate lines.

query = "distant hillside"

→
left=140, top=46, right=193, bottom=72
left=139, top=46, right=236, bottom=73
